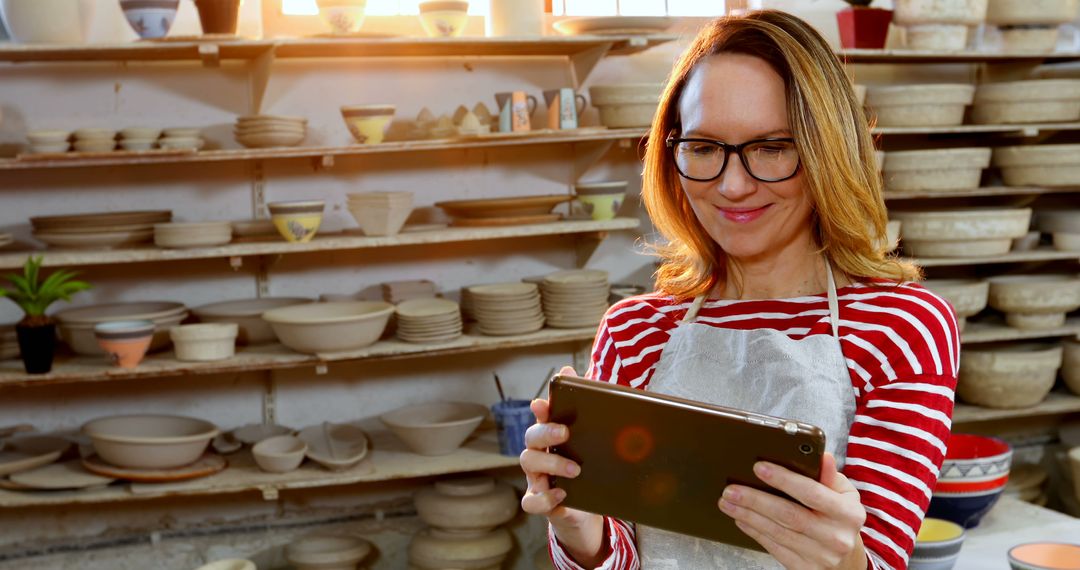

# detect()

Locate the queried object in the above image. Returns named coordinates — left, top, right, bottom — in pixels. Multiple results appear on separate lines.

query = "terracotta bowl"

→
left=94, top=320, right=154, bottom=369
left=252, top=435, right=306, bottom=473
left=380, top=401, right=488, bottom=456
left=1008, top=542, right=1080, bottom=570
left=82, top=414, right=218, bottom=469
left=262, top=301, right=394, bottom=354
left=193, top=297, right=311, bottom=345
left=285, top=534, right=373, bottom=570
left=928, top=433, right=1012, bottom=529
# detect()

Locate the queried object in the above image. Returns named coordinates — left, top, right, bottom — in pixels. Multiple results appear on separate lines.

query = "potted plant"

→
left=0, top=256, right=90, bottom=374
left=837, top=0, right=893, bottom=50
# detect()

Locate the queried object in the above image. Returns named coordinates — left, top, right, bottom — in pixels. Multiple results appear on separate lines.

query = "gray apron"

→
left=638, top=260, right=858, bottom=569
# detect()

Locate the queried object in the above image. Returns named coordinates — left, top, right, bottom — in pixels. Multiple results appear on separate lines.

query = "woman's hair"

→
left=642, top=10, right=920, bottom=299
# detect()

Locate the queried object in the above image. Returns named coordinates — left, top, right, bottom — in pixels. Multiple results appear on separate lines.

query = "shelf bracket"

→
left=258, top=485, right=280, bottom=501
left=313, top=155, right=335, bottom=171
left=569, top=44, right=613, bottom=90
left=249, top=45, right=278, bottom=116
left=229, top=256, right=243, bottom=270
left=198, top=44, right=221, bottom=68
left=263, top=370, right=279, bottom=425
left=575, top=231, right=608, bottom=268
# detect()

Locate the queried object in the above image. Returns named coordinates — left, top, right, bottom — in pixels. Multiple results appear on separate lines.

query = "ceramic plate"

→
left=467, top=283, right=538, bottom=297
left=451, top=214, right=562, bottom=227
left=16, top=149, right=194, bottom=162
left=30, top=210, right=171, bottom=230
left=309, top=31, right=402, bottom=39
left=396, top=299, right=460, bottom=319
left=33, top=229, right=154, bottom=249
left=8, top=460, right=116, bottom=489
left=435, top=195, right=571, bottom=219
left=545, top=269, right=609, bottom=285
left=56, top=301, right=186, bottom=324
left=81, top=453, right=226, bottom=483
left=0, top=436, right=70, bottom=476
left=553, top=16, right=675, bottom=36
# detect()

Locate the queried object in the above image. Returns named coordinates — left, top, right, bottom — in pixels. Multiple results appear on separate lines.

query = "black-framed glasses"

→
left=666, top=135, right=801, bottom=182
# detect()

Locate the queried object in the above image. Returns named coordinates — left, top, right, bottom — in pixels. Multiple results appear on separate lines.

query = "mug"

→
left=495, top=91, right=538, bottom=133
left=544, top=88, right=588, bottom=130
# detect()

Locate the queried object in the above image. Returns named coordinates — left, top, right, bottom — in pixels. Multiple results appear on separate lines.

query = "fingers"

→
left=530, top=398, right=549, bottom=424
left=753, top=461, right=839, bottom=516
left=524, top=420, right=568, bottom=450
left=520, top=448, right=581, bottom=479
left=559, top=365, right=577, bottom=377
left=521, top=486, right=567, bottom=515
left=819, top=452, right=857, bottom=494
left=720, top=484, right=827, bottom=545
left=733, top=519, right=806, bottom=570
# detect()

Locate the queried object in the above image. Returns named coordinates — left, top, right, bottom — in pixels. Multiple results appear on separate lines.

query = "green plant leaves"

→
left=0, top=257, right=91, bottom=317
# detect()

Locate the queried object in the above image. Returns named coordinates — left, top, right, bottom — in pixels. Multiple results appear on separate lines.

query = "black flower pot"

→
left=16, top=323, right=56, bottom=375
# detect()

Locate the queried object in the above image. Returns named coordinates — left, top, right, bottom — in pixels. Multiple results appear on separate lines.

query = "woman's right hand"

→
left=520, top=366, right=607, bottom=566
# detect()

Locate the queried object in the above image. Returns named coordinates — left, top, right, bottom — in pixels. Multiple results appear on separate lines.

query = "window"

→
left=283, top=0, right=721, bottom=17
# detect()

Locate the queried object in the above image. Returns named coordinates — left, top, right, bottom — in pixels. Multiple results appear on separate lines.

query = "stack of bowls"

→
left=0, top=326, right=18, bottom=360
left=268, top=200, right=325, bottom=243
left=55, top=301, right=188, bottom=356
left=341, top=105, right=396, bottom=145
left=154, top=221, right=233, bottom=249
left=539, top=270, right=610, bottom=329
left=118, top=127, right=163, bottom=152
left=972, top=80, right=1080, bottom=124
left=928, top=433, right=1012, bottom=528
left=958, top=342, right=1063, bottom=408
left=159, top=127, right=204, bottom=150
left=865, top=85, right=975, bottom=127
left=234, top=115, right=306, bottom=149
left=910, top=518, right=966, bottom=570
left=893, top=0, right=988, bottom=50
left=988, top=0, right=1080, bottom=52
left=26, top=130, right=71, bottom=154
left=988, top=275, right=1080, bottom=329
left=410, top=477, right=516, bottom=570
left=72, top=128, right=117, bottom=153
left=395, top=298, right=463, bottom=344
left=30, top=209, right=171, bottom=250
left=382, top=280, right=437, bottom=304
left=466, top=282, right=544, bottom=336
left=1036, top=209, right=1080, bottom=251
left=891, top=208, right=1032, bottom=257
left=346, top=192, right=414, bottom=236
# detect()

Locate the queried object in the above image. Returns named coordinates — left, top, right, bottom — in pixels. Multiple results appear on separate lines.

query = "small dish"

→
left=94, top=320, right=155, bottom=369
left=297, top=422, right=369, bottom=471
left=169, top=323, right=238, bottom=362
left=252, top=435, right=307, bottom=473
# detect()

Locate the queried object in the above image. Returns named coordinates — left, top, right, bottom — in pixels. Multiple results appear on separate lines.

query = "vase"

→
left=16, top=322, right=56, bottom=374
left=837, top=6, right=893, bottom=49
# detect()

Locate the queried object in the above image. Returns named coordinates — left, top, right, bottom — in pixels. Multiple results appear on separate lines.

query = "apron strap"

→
left=681, top=295, right=707, bottom=324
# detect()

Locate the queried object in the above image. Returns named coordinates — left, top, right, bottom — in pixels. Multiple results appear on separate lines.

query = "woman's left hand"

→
left=718, top=452, right=868, bottom=570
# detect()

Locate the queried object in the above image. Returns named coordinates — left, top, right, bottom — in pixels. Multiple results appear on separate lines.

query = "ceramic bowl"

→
left=193, top=297, right=311, bottom=345
left=73, top=128, right=115, bottom=141
left=119, top=139, right=156, bottom=152
left=154, top=221, right=233, bottom=249
left=588, top=83, right=663, bottom=128
left=380, top=401, right=487, bottom=456
left=27, top=130, right=70, bottom=144
left=94, top=320, right=155, bottom=369
left=297, top=423, right=369, bottom=471
left=231, top=219, right=277, bottom=239
left=82, top=414, right=218, bottom=469
left=929, top=433, right=1012, bottom=528
left=0, top=0, right=95, bottom=44
left=347, top=193, right=413, bottom=236
left=262, top=301, right=394, bottom=354
left=408, top=527, right=513, bottom=570
left=169, top=323, right=238, bottom=362
left=989, top=0, right=1079, bottom=24
left=892, top=208, right=1032, bottom=257
left=988, top=275, right=1080, bottom=329
left=998, top=25, right=1060, bottom=53
left=994, top=145, right=1080, bottom=187
left=120, top=127, right=162, bottom=140
left=162, top=127, right=201, bottom=138
left=119, top=0, right=179, bottom=39
left=268, top=200, right=325, bottom=243
left=904, top=23, right=970, bottom=50
left=882, top=148, right=991, bottom=192
left=316, top=0, right=368, bottom=34
left=910, top=518, right=966, bottom=570
left=29, top=142, right=71, bottom=154
left=958, top=342, right=1063, bottom=408
left=192, top=560, right=255, bottom=570
left=57, top=301, right=187, bottom=356
left=973, top=80, right=1080, bottom=124
left=252, top=435, right=306, bottom=473
left=922, top=278, right=989, bottom=331
left=236, top=131, right=305, bottom=149
left=1053, top=232, right=1080, bottom=251
left=418, top=0, right=469, bottom=37
left=414, top=477, right=518, bottom=531
left=73, top=139, right=117, bottom=153
left=865, top=84, right=975, bottom=128
left=1008, top=542, right=1080, bottom=570
left=341, top=105, right=395, bottom=145
left=576, top=192, right=623, bottom=221
left=285, top=534, right=373, bottom=570
left=894, top=0, right=988, bottom=25
left=158, top=136, right=204, bottom=150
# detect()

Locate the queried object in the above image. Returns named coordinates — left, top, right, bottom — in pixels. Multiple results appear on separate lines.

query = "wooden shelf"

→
left=840, top=49, right=1080, bottom=64
left=0, top=428, right=518, bottom=508
left=0, top=128, right=648, bottom=171
left=0, top=218, right=640, bottom=270
left=962, top=319, right=1080, bottom=344
left=953, top=391, right=1080, bottom=424
left=0, top=35, right=676, bottom=65
left=873, top=122, right=1080, bottom=136
left=884, top=186, right=1080, bottom=200
left=0, top=327, right=599, bottom=388
left=912, top=248, right=1080, bottom=267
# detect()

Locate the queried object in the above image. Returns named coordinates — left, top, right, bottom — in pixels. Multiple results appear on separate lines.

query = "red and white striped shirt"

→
left=548, top=280, right=959, bottom=570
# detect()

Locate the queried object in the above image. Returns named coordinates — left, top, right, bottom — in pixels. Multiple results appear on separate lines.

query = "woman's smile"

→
left=716, top=204, right=772, bottom=224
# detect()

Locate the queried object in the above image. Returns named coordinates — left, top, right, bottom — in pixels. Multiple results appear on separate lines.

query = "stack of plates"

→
left=395, top=298, right=463, bottom=344
left=55, top=301, right=188, bottom=356
left=540, top=270, right=611, bottom=328
left=0, top=326, right=19, bottom=360
left=467, top=282, right=545, bottom=336
left=234, top=115, right=307, bottom=149
left=30, top=210, right=171, bottom=250
left=435, top=195, right=570, bottom=227
left=382, top=280, right=437, bottom=304
left=0, top=232, right=13, bottom=248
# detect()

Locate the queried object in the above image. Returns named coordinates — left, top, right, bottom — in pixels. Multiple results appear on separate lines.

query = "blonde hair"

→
left=642, top=10, right=919, bottom=299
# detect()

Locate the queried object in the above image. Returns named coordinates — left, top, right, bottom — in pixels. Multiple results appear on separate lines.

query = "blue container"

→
left=492, top=399, right=535, bottom=457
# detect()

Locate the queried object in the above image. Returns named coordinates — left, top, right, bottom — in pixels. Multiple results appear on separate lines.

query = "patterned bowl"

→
left=119, top=0, right=180, bottom=40
left=928, top=433, right=1012, bottom=528
left=910, top=518, right=965, bottom=570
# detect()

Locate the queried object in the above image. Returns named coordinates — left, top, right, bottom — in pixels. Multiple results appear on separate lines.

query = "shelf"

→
left=840, top=49, right=1080, bottom=64
left=0, top=218, right=640, bottom=270
left=912, top=248, right=1080, bottom=267
left=0, top=35, right=677, bottom=64
left=962, top=319, right=1080, bottom=344
left=884, top=186, right=1080, bottom=200
left=0, top=128, right=648, bottom=171
left=0, top=327, right=599, bottom=388
left=873, top=122, right=1080, bottom=136
left=0, top=428, right=518, bottom=508
left=953, top=391, right=1080, bottom=424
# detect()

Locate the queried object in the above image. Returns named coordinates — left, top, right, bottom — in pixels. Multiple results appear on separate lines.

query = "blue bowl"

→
left=927, top=488, right=1004, bottom=529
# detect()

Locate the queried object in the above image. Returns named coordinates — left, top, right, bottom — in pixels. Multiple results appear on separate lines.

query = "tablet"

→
left=547, top=375, right=825, bottom=551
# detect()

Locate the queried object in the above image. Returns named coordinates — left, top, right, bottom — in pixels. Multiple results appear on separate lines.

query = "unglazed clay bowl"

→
left=232, top=423, right=293, bottom=445
left=588, top=83, right=663, bottom=128
left=988, top=274, right=1080, bottom=330
left=972, top=80, right=1080, bottom=125
left=286, top=534, right=373, bottom=570
left=958, top=342, right=1064, bottom=409
left=297, top=423, right=369, bottom=471
left=408, top=527, right=513, bottom=570
left=882, top=148, right=991, bottom=192
left=192, top=560, right=256, bottom=570
left=169, top=323, right=238, bottom=362
left=380, top=401, right=487, bottom=456
left=922, top=278, right=989, bottom=331
left=341, top=105, right=396, bottom=145
left=994, top=145, right=1080, bottom=187
left=252, top=435, right=306, bottom=473
left=262, top=301, right=394, bottom=354
left=865, top=84, right=975, bottom=128
left=1008, top=543, right=1080, bottom=570
left=929, top=433, right=1012, bottom=529
left=94, top=320, right=154, bottom=369
left=414, top=477, right=518, bottom=531
left=268, top=200, right=325, bottom=243
left=82, top=414, right=218, bottom=469
left=193, top=297, right=312, bottom=345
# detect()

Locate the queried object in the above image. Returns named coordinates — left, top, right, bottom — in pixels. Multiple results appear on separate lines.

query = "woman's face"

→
left=676, top=53, right=814, bottom=264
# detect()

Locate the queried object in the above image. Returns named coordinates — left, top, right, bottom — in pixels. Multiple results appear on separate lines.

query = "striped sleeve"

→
left=548, top=311, right=641, bottom=570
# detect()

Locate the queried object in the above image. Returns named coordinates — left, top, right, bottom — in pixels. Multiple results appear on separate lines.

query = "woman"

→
left=520, top=10, right=958, bottom=570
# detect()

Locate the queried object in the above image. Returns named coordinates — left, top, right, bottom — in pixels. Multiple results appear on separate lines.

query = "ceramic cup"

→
left=192, top=0, right=241, bottom=35
left=491, top=399, right=535, bottom=457
left=268, top=200, right=325, bottom=243
left=494, top=91, right=537, bottom=133
left=543, top=88, right=587, bottom=130
left=119, top=0, right=180, bottom=40
left=418, top=0, right=468, bottom=37
left=316, top=0, right=367, bottom=34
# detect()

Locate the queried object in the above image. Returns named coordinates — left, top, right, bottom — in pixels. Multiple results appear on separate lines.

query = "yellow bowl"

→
left=418, top=1, right=468, bottom=38
left=575, top=192, right=624, bottom=221
left=341, top=105, right=395, bottom=145
left=917, top=518, right=965, bottom=542
left=268, top=201, right=325, bottom=243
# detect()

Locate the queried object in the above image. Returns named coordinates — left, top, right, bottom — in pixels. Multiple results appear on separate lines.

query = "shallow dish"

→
left=34, top=228, right=153, bottom=249
left=193, top=297, right=311, bottom=345
left=553, top=15, right=674, bottom=35
left=0, top=435, right=70, bottom=476
left=29, top=209, right=171, bottom=231
left=436, top=195, right=571, bottom=220
left=82, top=414, right=218, bottom=470
left=252, top=434, right=306, bottom=473
left=8, top=460, right=115, bottom=490
left=297, top=423, right=369, bottom=471
left=380, top=401, right=488, bottom=456
left=262, top=301, right=394, bottom=354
